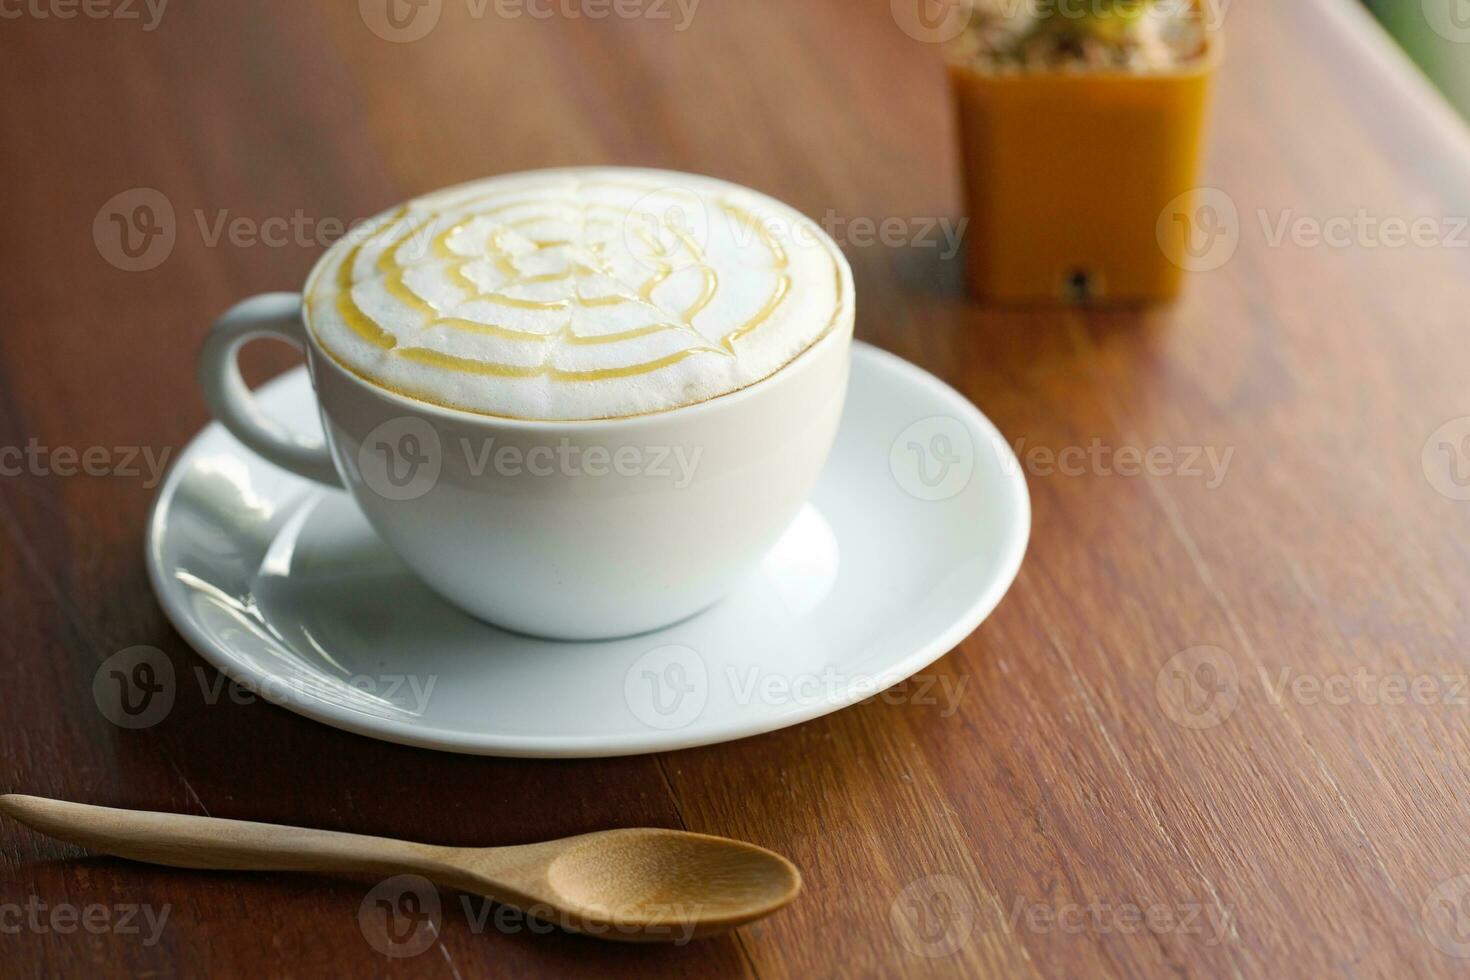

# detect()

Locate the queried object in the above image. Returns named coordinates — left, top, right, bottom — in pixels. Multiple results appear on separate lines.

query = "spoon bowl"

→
left=538, top=828, right=800, bottom=935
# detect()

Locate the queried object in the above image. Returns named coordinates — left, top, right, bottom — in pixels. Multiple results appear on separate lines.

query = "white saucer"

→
left=146, top=343, right=1029, bottom=757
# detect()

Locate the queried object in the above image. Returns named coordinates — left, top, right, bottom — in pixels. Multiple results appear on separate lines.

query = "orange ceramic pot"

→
left=948, top=38, right=1219, bottom=305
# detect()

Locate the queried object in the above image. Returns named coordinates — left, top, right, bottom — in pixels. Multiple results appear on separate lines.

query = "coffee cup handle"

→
left=199, top=293, right=343, bottom=488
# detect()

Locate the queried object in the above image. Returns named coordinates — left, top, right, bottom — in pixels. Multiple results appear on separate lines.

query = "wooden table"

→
left=4, top=0, right=1470, bottom=975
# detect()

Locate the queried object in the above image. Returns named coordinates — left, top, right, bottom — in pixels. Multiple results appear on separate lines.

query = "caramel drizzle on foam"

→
left=313, top=179, right=841, bottom=394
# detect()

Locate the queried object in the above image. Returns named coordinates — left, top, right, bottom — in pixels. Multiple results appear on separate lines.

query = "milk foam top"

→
left=305, top=168, right=854, bottom=420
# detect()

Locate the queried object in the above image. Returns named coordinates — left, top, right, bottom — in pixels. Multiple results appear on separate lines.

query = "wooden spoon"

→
left=0, top=794, right=800, bottom=943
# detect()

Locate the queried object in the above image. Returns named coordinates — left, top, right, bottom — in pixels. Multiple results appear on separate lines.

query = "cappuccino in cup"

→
left=201, top=168, right=854, bottom=639
left=305, top=170, right=849, bottom=420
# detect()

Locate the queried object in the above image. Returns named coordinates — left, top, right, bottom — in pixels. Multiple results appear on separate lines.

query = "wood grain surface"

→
left=4, top=0, right=1470, bottom=976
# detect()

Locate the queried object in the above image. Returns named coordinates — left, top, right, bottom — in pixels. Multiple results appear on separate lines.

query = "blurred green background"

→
left=1363, top=0, right=1470, bottom=120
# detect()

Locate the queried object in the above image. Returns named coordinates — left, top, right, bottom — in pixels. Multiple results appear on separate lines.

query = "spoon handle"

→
left=0, top=794, right=448, bottom=878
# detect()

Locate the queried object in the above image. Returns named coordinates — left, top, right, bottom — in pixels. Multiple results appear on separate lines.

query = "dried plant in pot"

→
left=946, top=0, right=1219, bottom=304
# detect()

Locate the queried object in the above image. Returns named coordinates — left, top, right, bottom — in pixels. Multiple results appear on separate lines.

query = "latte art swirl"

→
left=305, top=168, right=854, bottom=420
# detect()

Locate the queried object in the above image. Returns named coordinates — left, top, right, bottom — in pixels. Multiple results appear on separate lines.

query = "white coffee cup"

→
left=199, top=288, right=851, bottom=640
